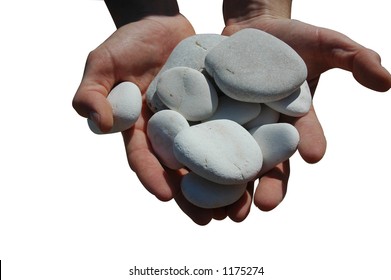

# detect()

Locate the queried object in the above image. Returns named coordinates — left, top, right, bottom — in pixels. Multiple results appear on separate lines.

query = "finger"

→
left=254, top=161, right=290, bottom=212
left=281, top=104, right=327, bottom=164
left=351, top=49, right=391, bottom=92
left=212, top=207, right=228, bottom=220
left=174, top=191, right=213, bottom=225
left=72, top=49, right=115, bottom=132
left=227, top=182, right=254, bottom=222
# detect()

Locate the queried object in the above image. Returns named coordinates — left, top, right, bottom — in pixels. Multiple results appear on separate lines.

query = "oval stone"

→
left=181, top=172, right=247, bottom=209
left=173, top=119, right=263, bottom=185
left=146, top=34, right=227, bottom=112
left=88, top=82, right=141, bottom=134
left=249, top=123, right=299, bottom=174
left=156, top=67, right=218, bottom=121
left=203, top=95, right=261, bottom=125
left=205, top=28, right=307, bottom=103
left=266, top=81, right=312, bottom=117
left=147, top=110, right=190, bottom=169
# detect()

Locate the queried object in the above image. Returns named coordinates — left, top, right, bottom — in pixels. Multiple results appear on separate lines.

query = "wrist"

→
left=223, top=0, right=292, bottom=25
left=105, top=0, right=179, bottom=28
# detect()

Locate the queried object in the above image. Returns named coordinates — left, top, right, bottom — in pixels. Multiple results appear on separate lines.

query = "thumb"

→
left=319, top=27, right=391, bottom=92
left=351, top=49, right=391, bottom=92
left=72, top=52, right=115, bottom=133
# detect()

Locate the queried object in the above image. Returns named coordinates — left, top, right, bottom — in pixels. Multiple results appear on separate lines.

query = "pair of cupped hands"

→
left=72, top=12, right=391, bottom=225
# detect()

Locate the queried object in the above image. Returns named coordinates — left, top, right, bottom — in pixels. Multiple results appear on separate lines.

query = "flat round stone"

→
left=205, top=28, right=307, bottom=103
left=266, top=81, right=312, bottom=117
left=243, top=104, right=280, bottom=130
left=203, top=95, right=261, bottom=125
left=88, top=82, right=141, bottom=134
left=147, top=110, right=190, bottom=169
left=181, top=172, right=247, bottom=209
left=146, top=34, right=226, bottom=112
left=173, top=119, right=263, bottom=185
left=156, top=67, right=218, bottom=121
left=249, top=123, right=299, bottom=174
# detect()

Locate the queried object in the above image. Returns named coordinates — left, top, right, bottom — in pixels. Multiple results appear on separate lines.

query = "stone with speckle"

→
left=205, top=28, right=307, bottom=103
left=173, top=119, right=263, bottom=185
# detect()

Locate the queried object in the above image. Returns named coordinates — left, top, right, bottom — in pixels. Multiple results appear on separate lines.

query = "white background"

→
left=0, top=1, right=390, bottom=279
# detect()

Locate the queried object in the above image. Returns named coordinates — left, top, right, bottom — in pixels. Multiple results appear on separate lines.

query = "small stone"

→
left=88, top=82, right=141, bottom=134
left=204, top=95, right=261, bottom=125
left=173, top=119, right=263, bottom=185
left=156, top=67, right=218, bottom=121
left=146, top=34, right=226, bottom=112
left=266, top=81, right=312, bottom=117
left=205, top=28, right=307, bottom=103
left=249, top=123, right=299, bottom=174
left=147, top=110, right=190, bottom=169
left=243, top=104, right=280, bottom=130
left=181, top=172, right=247, bottom=209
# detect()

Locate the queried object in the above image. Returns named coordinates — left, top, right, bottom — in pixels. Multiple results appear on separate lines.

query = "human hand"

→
left=72, top=14, right=197, bottom=208
left=72, top=13, right=257, bottom=225
left=222, top=0, right=391, bottom=211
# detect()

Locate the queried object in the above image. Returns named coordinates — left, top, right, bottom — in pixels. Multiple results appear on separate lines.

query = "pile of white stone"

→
left=88, top=28, right=311, bottom=209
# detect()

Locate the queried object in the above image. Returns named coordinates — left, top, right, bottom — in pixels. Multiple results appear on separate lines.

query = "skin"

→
left=72, top=0, right=391, bottom=225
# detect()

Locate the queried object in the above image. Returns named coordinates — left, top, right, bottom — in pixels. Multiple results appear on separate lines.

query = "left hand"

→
left=222, top=15, right=391, bottom=211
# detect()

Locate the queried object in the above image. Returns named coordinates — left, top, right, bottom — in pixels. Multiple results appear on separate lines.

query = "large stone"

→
left=181, top=172, right=247, bottom=209
left=156, top=67, right=218, bottom=121
left=205, top=28, right=307, bottom=103
left=173, top=119, right=263, bottom=184
left=146, top=34, right=226, bottom=112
